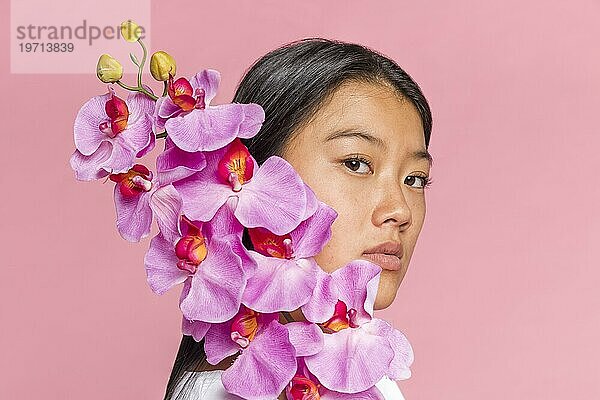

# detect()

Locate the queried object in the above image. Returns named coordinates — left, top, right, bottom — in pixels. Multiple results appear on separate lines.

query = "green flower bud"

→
left=150, top=51, right=177, bottom=81
left=96, top=54, right=123, bottom=83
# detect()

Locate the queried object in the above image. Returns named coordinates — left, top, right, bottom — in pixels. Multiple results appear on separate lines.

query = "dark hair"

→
left=163, top=37, right=433, bottom=399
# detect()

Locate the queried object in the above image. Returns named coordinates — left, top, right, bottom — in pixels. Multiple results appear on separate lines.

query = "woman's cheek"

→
left=313, top=209, right=360, bottom=273
left=317, top=222, right=347, bottom=268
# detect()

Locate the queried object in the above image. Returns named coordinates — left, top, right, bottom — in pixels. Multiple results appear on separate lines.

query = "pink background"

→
left=2, top=1, right=598, bottom=398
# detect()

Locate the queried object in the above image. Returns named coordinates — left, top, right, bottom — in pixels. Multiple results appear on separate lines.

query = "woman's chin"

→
left=373, top=271, right=403, bottom=310
left=373, top=289, right=397, bottom=310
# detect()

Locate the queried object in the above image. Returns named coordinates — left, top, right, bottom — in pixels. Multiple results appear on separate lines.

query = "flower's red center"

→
left=217, top=138, right=254, bottom=192
left=319, top=300, right=359, bottom=333
left=230, top=305, right=260, bottom=348
left=167, top=73, right=206, bottom=112
left=247, top=227, right=294, bottom=259
left=99, top=87, right=129, bottom=138
left=288, top=374, right=321, bottom=400
left=174, top=216, right=207, bottom=274
left=109, top=164, right=153, bottom=198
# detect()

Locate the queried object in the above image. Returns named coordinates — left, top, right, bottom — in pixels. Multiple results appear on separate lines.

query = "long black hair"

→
left=163, top=37, right=433, bottom=399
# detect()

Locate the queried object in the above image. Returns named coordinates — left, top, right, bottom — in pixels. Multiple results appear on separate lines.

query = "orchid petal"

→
left=301, top=269, right=338, bottom=324
left=203, top=198, right=256, bottom=274
left=230, top=235, right=258, bottom=276
left=156, top=139, right=207, bottom=185
left=236, top=156, right=306, bottom=235
left=120, top=112, right=154, bottom=153
left=136, top=130, right=155, bottom=158
left=332, top=260, right=381, bottom=324
left=149, top=184, right=182, bottom=244
left=204, top=321, right=240, bottom=365
left=242, top=253, right=318, bottom=313
left=174, top=174, right=231, bottom=223
left=363, top=319, right=414, bottom=380
left=322, top=386, right=385, bottom=400
left=202, top=197, right=243, bottom=239
left=113, top=186, right=153, bottom=242
left=387, top=327, right=413, bottom=380
left=189, top=69, right=221, bottom=105
left=304, top=326, right=393, bottom=393
left=173, top=147, right=232, bottom=222
left=153, top=112, right=166, bottom=135
left=69, top=144, right=111, bottom=181
left=302, top=183, right=320, bottom=220
left=236, top=103, right=265, bottom=139
left=181, top=317, right=211, bottom=342
left=165, top=104, right=246, bottom=152
left=157, top=95, right=182, bottom=119
left=126, top=90, right=155, bottom=124
left=73, top=92, right=111, bottom=155
left=179, top=239, right=245, bottom=323
left=221, top=320, right=296, bottom=400
left=285, top=322, right=324, bottom=357
left=144, top=234, right=189, bottom=295
left=291, top=202, right=337, bottom=259
left=104, top=137, right=137, bottom=174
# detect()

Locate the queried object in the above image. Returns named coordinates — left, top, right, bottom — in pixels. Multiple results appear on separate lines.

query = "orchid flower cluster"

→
left=70, top=20, right=414, bottom=400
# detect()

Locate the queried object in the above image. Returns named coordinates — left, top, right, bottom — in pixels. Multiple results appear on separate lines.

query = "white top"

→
left=173, top=370, right=406, bottom=399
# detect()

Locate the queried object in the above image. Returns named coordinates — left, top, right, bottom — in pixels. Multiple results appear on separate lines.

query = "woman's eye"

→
left=405, top=175, right=431, bottom=189
left=342, top=157, right=372, bottom=174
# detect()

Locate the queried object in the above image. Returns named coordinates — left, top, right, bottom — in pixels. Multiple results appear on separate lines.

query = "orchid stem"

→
left=156, top=132, right=168, bottom=139
left=137, top=39, right=147, bottom=89
left=114, top=39, right=158, bottom=101
left=162, top=81, right=168, bottom=97
left=116, top=81, right=158, bottom=101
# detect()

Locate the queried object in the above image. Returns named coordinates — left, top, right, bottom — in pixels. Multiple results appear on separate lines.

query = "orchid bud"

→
left=96, top=54, right=123, bottom=83
left=120, top=20, right=143, bottom=42
left=150, top=51, right=177, bottom=81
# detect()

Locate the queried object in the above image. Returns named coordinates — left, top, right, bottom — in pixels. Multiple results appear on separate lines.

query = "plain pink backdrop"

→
left=1, top=1, right=598, bottom=399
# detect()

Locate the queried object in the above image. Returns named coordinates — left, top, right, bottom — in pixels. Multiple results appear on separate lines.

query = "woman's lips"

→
left=361, top=253, right=402, bottom=271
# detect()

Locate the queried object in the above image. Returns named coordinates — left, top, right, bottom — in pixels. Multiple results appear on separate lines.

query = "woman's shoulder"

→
left=175, top=370, right=407, bottom=399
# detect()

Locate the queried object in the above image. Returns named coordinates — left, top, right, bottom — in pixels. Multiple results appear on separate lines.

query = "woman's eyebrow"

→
left=324, top=128, right=433, bottom=167
left=411, top=149, right=434, bottom=167
left=324, top=129, right=386, bottom=148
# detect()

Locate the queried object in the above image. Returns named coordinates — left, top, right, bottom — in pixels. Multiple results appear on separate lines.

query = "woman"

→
left=164, top=37, right=433, bottom=399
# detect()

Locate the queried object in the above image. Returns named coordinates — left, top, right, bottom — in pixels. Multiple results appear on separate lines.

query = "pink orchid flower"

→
left=107, top=137, right=207, bottom=242
left=301, top=261, right=414, bottom=393
left=154, top=69, right=265, bottom=152
left=155, top=136, right=207, bottom=186
left=173, top=138, right=313, bottom=236
left=286, top=358, right=385, bottom=400
left=198, top=305, right=297, bottom=400
left=70, top=86, right=154, bottom=180
left=108, top=163, right=156, bottom=242
left=145, top=187, right=255, bottom=323
left=241, top=202, right=338, bottom=313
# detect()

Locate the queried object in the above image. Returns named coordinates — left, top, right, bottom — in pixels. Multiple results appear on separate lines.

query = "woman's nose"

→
left=371, top=180, right=412, bottom=231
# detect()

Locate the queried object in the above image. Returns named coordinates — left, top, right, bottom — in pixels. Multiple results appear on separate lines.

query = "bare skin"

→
left=195, top=80, right=431, bottom=399
left=282, top=79, right=431, bottom=310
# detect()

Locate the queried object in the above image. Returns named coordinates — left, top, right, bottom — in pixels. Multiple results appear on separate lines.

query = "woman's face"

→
left=281, top=80, right=432, bottom=310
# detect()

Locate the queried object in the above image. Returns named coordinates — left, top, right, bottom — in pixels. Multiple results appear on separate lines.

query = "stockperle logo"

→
left=10, top=0, right=151, bottom=74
